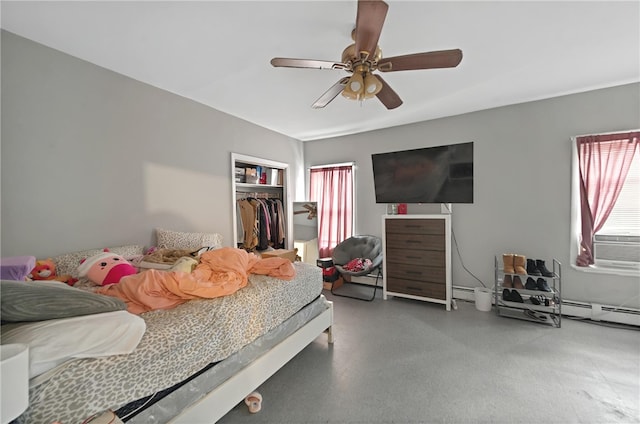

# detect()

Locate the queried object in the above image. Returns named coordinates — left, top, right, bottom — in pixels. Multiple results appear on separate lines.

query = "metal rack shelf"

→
left=494, top=256, right=562, bottom=328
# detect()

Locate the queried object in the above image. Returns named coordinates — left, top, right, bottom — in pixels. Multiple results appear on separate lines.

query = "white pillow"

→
left=155, top=228, right=223, bottom=250
left=1, top=310, right=146, bottom=383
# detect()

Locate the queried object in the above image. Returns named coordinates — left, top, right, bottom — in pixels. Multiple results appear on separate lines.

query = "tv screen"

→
left=371, top=142, right=473, bottom=204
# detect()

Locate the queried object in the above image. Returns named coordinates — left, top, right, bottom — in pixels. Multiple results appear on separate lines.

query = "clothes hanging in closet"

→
left=237, top=198, right=259, bottom=251
left=237, top=198, right=286, bottom=252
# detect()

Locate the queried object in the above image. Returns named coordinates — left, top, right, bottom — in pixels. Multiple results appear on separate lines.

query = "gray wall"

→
left=304, top=83, right=640, bottom=308
left=1, top=31, right=303, bottom=257
left=2, top=30, right=638, bottom=309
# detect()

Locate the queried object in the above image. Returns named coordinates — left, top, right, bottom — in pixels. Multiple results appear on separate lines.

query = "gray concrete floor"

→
left=218, top=287, right=640, bottom=424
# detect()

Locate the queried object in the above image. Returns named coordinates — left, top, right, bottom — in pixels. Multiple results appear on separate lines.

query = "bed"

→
left=1, top=243, right=333, bottom=424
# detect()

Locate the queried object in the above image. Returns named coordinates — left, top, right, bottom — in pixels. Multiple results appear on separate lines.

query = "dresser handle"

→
left=406, top=271, right=422, bottom=275
left=406, top=256, right=421, bottom=259
left=407, top=286, right=423, bottom=291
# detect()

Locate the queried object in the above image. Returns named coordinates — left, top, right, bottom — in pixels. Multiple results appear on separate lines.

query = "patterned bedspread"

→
left=19, top=262, right=322, bottom=424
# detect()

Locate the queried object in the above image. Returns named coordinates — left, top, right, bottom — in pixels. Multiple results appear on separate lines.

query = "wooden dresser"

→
left=382, top=215, right=452, bottom=311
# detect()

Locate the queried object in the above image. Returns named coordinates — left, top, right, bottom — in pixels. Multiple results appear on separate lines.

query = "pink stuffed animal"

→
left=77, top=251, right=137, bottom=286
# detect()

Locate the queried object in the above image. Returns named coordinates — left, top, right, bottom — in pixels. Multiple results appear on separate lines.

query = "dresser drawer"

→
left=386, top=263, right=445, bottom=284
left=383, top=216, right=451, bottom=309
left=386, top=248, right=445, bottom=267
left=386, top=277, right=446, bottom=300
left=385, top=233, right=445, bottom=251
left=385, top=219, right=444, bottom=235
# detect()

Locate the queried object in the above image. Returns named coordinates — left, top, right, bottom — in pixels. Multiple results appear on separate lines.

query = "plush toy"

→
left=28, top=259, right=77, bottom=285
left=77, top=252, right=137, bottom=286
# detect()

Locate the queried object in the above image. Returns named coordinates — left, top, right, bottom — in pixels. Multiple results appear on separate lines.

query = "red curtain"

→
left=576, top=132, right=639, bottom=266
left=309, top=165, right=353, bottom=258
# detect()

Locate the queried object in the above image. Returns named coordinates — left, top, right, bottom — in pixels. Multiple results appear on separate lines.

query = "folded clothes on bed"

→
left=140, top=248, right=197, bottom=264
left=97, top=247, right=295, bottom=314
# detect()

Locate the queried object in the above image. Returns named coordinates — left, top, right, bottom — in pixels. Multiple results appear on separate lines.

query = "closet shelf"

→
left=236, top=182, right=283, bottom=189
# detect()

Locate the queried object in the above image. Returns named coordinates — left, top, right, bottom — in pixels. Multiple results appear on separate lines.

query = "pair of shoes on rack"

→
left=504, top=254, right=554, bottom=277
left=530, top=294, right=550, bottom=306
left=503, top=288, right=523, bottom=303
left=503, top=275, right=524, bottom=289
left=503, top=254, right=527, bottom=275
left=525, top=277, right=551, bottom=292
left=526, top=259, right=554, bottom=277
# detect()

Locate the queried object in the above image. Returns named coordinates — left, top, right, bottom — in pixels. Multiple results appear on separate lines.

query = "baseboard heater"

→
left=452, top=286, right=640, bottom=327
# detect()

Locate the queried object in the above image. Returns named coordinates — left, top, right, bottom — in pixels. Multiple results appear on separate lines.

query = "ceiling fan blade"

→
left=378, top=49, right=463, bottom=72
left=354, top=0, right=389, bottom=60
left=311, top=77, right=350, bottom=109
left=271, top=58, right=347, bottom=70
left=375, top=75, right=402, bottom=109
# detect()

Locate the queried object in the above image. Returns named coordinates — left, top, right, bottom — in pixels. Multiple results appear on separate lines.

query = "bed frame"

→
left=168, top=299, right=334, bottom=423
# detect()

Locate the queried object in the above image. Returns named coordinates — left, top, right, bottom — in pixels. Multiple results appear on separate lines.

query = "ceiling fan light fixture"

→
left=341, top=89, right=359, bottom=100
left=342, top=72, right=365, bottom=99
left=349, top=72, right=364, bottom=91
left=364, top=73, right=382, bottom=97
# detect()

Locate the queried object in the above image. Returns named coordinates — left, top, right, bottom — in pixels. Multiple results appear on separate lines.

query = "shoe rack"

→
left=494, top=255, right=562, bottom=328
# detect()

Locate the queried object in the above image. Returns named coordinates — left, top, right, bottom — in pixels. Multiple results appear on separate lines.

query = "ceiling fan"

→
left=270, top=0, right=463, bottom=110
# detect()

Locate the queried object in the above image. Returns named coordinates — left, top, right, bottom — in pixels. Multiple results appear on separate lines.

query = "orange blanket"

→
left=97, top=247, right=295, bottom=314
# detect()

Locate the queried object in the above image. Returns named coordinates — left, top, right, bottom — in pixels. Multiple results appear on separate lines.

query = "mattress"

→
left=124, top=295, right=330, bottom=422
left=19, top=262, right=322, bottom=424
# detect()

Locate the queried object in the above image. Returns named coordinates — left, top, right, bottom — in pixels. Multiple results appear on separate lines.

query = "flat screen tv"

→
left=371, top=141, right=474, bottom=204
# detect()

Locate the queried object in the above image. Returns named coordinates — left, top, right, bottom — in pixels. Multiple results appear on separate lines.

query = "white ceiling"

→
left=2, top=1, right=639, bottom=141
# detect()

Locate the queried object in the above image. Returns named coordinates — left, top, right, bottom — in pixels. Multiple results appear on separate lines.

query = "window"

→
left=572, top=131, right=639, bottom=272
left=596, top=155, right=640, bottom=236
left=309, top=163, right=354, bottom=258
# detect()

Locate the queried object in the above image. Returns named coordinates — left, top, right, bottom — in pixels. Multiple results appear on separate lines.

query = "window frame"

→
left=308, top=162, right=356, bottom=257
left=570, top=132, right=640, bottom=277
